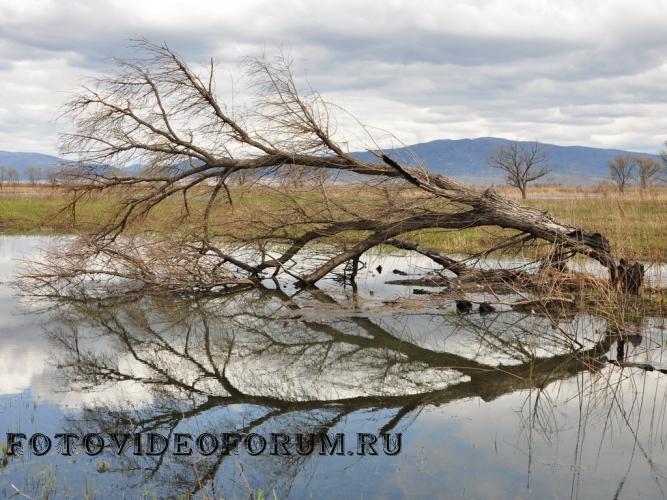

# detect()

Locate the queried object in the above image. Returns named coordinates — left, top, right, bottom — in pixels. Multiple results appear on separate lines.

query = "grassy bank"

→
left=1, top=184, right=666, bottom=260
left=411, top=189, right=667, bottom=261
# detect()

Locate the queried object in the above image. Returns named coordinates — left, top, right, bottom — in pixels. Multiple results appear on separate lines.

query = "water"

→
left=1, top=236, right=667, bottom=499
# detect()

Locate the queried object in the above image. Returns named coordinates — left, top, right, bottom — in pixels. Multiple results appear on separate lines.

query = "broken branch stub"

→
left=18, top=41, right=627, bottom=297
left=613, top=259, right=645, bottom=295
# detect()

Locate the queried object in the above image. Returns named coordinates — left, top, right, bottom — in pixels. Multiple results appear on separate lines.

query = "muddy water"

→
left=1, top=236, right=667, bottom=499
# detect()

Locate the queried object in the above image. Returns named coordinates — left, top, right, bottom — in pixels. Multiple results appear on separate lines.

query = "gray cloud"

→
left=1, top=0, right=667, bottom=155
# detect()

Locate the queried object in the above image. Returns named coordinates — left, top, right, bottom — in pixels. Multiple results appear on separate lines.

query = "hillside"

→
left=353, top=137, right=660, bottom=185
left=0, top=151, right=65, bottom=172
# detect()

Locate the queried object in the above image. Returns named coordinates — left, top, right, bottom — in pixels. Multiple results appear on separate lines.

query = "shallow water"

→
left=1, top=236, right=667, bottom=499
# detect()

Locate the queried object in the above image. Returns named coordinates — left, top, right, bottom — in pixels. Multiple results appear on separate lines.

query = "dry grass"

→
left=1, top=183, right=666, bottom=261
left=414, top=185, right=667, bottom=261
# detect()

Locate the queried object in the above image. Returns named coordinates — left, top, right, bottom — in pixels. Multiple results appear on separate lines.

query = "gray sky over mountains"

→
left=1, top=0, right=667, bottom=155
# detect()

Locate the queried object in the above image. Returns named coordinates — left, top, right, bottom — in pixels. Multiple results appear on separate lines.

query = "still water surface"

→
left=1, top=236, right=667, bottom=499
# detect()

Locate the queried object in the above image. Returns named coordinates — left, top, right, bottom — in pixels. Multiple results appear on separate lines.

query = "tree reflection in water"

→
left=40, top=285, right=667, bottom=498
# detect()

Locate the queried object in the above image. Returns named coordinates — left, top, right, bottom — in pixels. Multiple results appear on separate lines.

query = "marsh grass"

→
left=1, top=184, right=666, bottom=261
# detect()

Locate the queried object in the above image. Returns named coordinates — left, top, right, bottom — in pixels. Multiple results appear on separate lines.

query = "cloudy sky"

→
left=2, top=0, right=667, bottom=155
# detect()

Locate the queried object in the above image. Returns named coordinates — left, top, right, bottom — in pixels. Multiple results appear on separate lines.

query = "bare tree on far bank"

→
left=658, top=142, right=667, bottom=183
left=0, top=166, right=20, bottom=188
left=487, top=142, right=550, bottom=199
left=634, top=156, right=661, bottom=190
left=608, top=155, right=635, bottom=194
left=25, top=166, right=43, bottom=185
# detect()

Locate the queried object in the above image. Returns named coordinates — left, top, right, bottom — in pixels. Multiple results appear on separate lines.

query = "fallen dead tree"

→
left=17, top=41, right=646, bottom=298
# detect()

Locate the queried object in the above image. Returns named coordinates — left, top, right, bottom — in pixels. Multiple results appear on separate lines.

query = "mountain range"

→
left=0, top=151, right=65, bottom=172
left=353, top=137, right=661, bottom=185
left=0, top=138, right=661, bottom=185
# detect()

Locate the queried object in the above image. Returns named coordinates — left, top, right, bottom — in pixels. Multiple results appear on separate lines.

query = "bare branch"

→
left=18, top=40, right=624, bottom=297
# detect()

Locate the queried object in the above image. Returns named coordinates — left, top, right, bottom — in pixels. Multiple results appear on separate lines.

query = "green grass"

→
left=0, top=197, right=71, bottom=234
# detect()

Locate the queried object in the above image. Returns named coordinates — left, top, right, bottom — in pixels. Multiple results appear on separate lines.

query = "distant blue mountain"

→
left=0, top=151, right=66, bottom=172
left=1, top=138, right=660, bottom=185
left=353, top=137, right=660, bottom=185
left=0, top=151, right=141, bottom=179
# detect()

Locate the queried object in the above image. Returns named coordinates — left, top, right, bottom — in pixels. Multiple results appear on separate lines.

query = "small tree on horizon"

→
left=487, top=141, right=550, bottom=199
left=608, top=154, right=635, bottom=194
left=634, top=156, right=661, bottom=190
left=0, top=167, right=20, bottom=186
left=658, top=141, right=667, bottom=183
left=26, top=166, right=42, bottom=185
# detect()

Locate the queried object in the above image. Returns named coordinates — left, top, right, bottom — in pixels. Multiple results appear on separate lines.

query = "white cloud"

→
left=1, top=0, right=667, bottom=154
